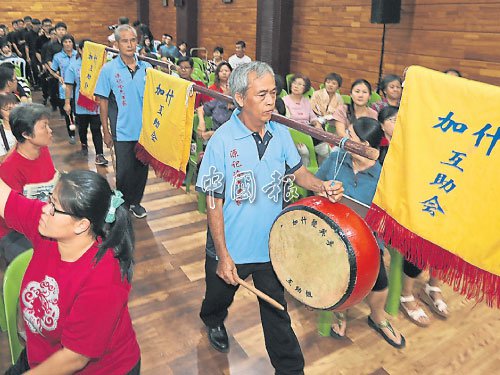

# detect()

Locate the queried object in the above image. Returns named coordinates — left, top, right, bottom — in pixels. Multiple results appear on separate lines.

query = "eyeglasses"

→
left=47, top=193, right=76, bottom=217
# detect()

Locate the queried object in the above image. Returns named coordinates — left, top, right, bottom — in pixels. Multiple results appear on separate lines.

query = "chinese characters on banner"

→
left=421, top=112, right=499, bottom=216
left=78, top=42, right=107, bottom=111
left=366, top=66, right=500, bottom=307
left=136, top=69, right=195, bottom=187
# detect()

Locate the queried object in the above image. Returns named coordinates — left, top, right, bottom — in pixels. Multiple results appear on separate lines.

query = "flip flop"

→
left=367, top=316, right=406, bottom=349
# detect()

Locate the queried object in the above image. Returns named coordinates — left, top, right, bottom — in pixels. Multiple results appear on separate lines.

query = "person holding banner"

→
left=316, top=117, right=405, bottom=348
left=377, top=106, right=448, bottom=325
left=195, top=61, right=344, bottom=374
left=95, top=25, right=152, bottom=218
left=64, top=39, right=108, bottom=166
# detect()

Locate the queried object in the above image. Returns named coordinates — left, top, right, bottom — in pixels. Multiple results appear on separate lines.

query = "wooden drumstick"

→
left=110, top=144, right=116, bottom=173
left=235, top=276, right=285, bottom=311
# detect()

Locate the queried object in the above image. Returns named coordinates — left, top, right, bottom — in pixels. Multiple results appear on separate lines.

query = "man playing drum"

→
left=195, top=61, right=343, bottom=374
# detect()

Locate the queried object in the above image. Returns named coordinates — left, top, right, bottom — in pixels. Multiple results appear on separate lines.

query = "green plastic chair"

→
left=289, top=128, right=319, bottom=198
left=279, top=89, right=288, bottom=99
left=192, top=57, right=206, bottom=72
left=369, top=91, right=382, bottom=106
left=341, top=94, right=351, bottom=104
left=4, top=249, right=33, bottom=364
left=208, top=72, right=216, bottom=87
left=303, top=87, right=314, bottom=99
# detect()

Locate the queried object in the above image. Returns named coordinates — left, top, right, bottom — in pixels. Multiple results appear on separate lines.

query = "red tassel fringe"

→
left=77, top=93, right=99, bottom=112
left=366, top=203, right=500, bottom=308
left=134, top=143, right=186, bottom=188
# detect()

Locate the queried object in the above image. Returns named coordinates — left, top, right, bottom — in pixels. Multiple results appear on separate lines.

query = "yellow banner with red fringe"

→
left=366, top=66, right=500, bottom=307
left=78, top=42, right=107, bottom=112
left=135, top=68, right=195, bottom=187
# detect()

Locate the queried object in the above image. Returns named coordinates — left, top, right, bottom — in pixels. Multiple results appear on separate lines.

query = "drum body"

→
left=269, top=196, right=380, bottom=311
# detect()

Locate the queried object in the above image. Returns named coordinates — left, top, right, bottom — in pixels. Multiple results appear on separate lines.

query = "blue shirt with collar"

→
left=195, top=109, right=302, bottom=264
left=94, top=55, right=152, bottom=141
left=316, top=149, right=382, bottom=206
left=51, top=49, right=77, bottom=99
left=64, top=57, right=99, bottom=115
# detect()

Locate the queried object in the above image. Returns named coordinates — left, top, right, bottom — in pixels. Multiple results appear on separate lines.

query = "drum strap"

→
left=333, top=147, right=348, bottom=180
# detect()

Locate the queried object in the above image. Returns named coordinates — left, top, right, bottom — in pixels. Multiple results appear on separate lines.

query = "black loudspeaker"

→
left=371, top=0, right=401, bottom=24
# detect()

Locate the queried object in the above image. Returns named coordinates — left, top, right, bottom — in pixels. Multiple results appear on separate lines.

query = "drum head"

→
left=269, top=206, right=355, bottom=310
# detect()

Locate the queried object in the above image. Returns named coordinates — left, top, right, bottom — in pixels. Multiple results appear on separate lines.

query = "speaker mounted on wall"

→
left=371, top=0, right=401, bottom=24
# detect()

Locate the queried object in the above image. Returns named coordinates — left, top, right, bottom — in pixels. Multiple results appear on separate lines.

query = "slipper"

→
left=367, top=316, right=406, bottom=349
left=400, top=295, right=431, bottom=327
left=330, top=312, right=347, bottom=339
left=419, top=283, right=449, bottom=319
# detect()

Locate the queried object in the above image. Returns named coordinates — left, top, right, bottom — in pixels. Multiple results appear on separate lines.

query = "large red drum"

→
left=269, top=196, right=380, bottom=311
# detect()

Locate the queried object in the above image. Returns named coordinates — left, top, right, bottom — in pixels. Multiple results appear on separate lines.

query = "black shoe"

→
left=129, top=204, right=147, bottom=218
left=207, top=325, right=229, bottom=353
left=80, top=145, right=89, bottom=156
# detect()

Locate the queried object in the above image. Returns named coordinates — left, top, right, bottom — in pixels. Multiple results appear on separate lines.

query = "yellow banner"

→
left=136, top=69, right=195, bottom=187
left=78, top=42, right=107, bottom=111
left=367, top=66, right=500, bottom=306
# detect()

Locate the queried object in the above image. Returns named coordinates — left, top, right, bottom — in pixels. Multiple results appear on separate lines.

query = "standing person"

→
left=228, top=40, right=251, bottom=69
left=376, top=106, right=450, bottom=325
left=316, top=116, right=405, bottom=348
left=64, top=39, right=108, bottom=165
left=24, top=18, right=42, bottom=88
left=195, top=61, right=344, bottom=374
left=35, top=19, right=52, bottom=104
left=43, top=22, right=67, bottom=111
left=50, top=34, right=77, bottom=144
left=0, top=170, right=141, bottom=375
left=95, top=25, right=152, bottom=219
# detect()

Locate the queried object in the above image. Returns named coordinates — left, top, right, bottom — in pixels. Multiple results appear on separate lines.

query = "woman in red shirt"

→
left=208, top=61, right=232, bottom=94
left=1, top=169, right=140, bottom=375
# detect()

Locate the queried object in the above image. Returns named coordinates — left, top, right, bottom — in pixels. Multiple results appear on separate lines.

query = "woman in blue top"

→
left=316, top=117, right=405, bottom=349
left=50, top=34, right=77, bottom=144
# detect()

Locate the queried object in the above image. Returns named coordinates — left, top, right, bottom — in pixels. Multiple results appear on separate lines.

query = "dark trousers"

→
left=47, top=77, right=59, bottom=110
left=200, top=255, right=304, bottom=375
left=58, top=99, right=75, bottom=137
left=40, top=72, right=49, bottom=100
left=75, top=114, right=104, bottom=154
left=403, top=259, right=423, bottom=278
left=114, top=141, right=148, bottom=206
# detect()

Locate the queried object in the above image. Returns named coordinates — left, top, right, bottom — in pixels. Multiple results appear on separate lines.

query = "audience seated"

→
left=283, top=73, right=329, bottom=165
left=371, top=74, right=402, bottom=113
left=0, top=93, right=18, bottom=160
left=177, top=41, right=190, bottom=58
left=208, top=61, right=231, bottom=94
left=228, top=40, right=251, bottom=69
left=206, top=46, right=225, bottom=75
left=310, top=72, right=344, bottom=122
left=333, top=78, right=378, bottom=138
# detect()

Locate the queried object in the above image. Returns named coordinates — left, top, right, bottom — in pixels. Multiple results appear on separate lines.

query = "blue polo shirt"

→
left=51, top=49, right=77, bottom=99
left=316, top=149, right=382, bottom=206
left=195, top=109, right=302, bottom=264
left=94, top=55, right=151, bottom=141
left=64, top=58, right=99, bottom=115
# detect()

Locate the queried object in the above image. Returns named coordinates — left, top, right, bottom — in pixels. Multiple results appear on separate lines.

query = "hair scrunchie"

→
left=105, top=190, right=125, bottom=224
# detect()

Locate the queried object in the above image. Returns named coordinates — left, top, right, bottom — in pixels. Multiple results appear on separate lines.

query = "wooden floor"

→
left=1, top=94, right=499, bottom=374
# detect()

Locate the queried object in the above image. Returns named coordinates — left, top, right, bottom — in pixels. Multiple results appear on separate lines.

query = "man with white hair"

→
left=95, top=25, right=152, bottom=218
left=195, top=61, right=344, bottom=374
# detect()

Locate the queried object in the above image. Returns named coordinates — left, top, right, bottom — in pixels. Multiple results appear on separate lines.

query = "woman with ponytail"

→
left=332, top=79, right=378, bottom=138
left=0, top=170, right=140, bottom=375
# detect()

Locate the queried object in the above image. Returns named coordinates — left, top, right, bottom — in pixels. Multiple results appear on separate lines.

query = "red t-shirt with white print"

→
left=4, top=191, right=140, bottom=374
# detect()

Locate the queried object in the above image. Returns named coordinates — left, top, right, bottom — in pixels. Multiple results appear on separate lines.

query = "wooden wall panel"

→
left=0, top=1, right=137, bottom=45
left=291, top=0, right=500, bottom=92
left=198, top=0, right=257, bottom=61
left=148, top=0, right=177, bottom=41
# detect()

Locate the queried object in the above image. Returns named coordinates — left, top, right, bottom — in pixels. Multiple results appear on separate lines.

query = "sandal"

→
left=419, top=283, right=449, bottom=319
left=330, top=312, right=347, bottom=339
left=400, top=295, right=431, bottom=327
left=367, top=316, right=406, bottom=349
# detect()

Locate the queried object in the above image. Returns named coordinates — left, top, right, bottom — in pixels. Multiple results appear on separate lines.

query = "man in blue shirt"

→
left=158, top=34, right=179, bottom=61
left=64, top=39, right=108, bottom=166
left=95, top=25, right=152, bottom=218
left=195, top=61, right=344, bottom=374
